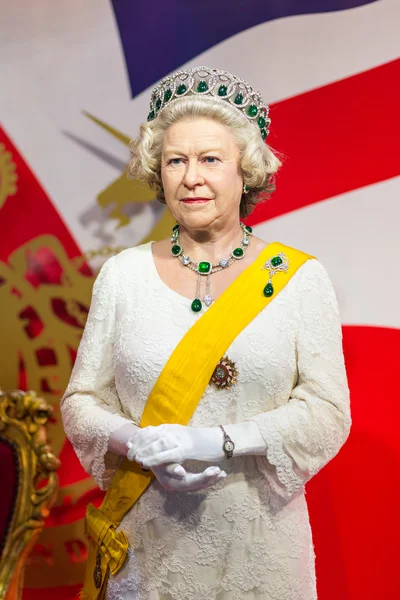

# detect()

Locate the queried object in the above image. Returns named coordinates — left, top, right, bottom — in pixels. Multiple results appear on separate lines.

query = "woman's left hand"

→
left=126, top=424, right=225, bottom=468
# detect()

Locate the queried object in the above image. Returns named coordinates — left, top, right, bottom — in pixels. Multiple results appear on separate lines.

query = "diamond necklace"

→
left=170, top=222, right=253, bottom=312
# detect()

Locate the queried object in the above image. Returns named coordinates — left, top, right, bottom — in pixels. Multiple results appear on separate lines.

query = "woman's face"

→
left=161, top=117, right=243, bottom=232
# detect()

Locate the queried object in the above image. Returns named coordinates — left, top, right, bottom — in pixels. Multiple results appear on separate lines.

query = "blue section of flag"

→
left=111, top=0, right=377, bottom=98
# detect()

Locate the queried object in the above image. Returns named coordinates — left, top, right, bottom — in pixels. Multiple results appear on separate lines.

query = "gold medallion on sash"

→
left=210, top=356, right=238, bottom=390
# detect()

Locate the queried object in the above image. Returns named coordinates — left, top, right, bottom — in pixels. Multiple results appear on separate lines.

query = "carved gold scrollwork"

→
left=0, top=389, right=60, bottom=600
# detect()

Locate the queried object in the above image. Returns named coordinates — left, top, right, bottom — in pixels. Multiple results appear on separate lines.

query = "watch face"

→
left=224, top=441, right=235, bottom=452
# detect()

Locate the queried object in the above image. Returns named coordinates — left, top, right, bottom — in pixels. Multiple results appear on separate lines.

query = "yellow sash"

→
left=81, top=242, right=313, bottom=599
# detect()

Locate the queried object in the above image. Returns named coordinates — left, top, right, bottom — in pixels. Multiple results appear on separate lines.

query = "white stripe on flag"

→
left=254, top=176, right=400, bottom=329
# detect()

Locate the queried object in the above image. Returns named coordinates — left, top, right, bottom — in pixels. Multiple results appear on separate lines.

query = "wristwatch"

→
left=219, top=425, right=235, bottom=459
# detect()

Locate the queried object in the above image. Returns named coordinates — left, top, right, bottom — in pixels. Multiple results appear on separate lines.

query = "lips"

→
left=181, top=198, right=212, bottom=203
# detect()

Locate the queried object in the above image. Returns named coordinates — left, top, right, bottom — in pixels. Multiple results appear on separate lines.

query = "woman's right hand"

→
left=151, top=463, right=227, bottom=492
left=110, top=423, right=227, bottom=492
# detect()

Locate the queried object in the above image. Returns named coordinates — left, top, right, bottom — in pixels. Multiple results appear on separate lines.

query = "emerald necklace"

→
left=170, top=222, right=253, bottom=312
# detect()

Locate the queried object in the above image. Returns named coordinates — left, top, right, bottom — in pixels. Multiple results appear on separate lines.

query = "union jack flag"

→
left=0, top=1, right=398, bottom=598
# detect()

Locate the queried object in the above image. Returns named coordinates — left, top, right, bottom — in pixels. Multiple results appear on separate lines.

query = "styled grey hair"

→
left=128, top=95, right=282, bottom=218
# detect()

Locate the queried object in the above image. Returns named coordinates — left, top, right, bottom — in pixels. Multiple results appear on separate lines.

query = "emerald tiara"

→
left=147, top=66, right=271, bottom=141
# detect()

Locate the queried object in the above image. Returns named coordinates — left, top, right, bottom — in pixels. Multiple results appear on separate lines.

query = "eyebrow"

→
left=163, top=146, right=224, bottom=157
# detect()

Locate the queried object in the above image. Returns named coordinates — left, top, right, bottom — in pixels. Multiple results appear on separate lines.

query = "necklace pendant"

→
left=191, top=298, right=202, bottom=312
left=170, top=223, right=253, bottom=312
left=204, top=294, right=213, bottom=307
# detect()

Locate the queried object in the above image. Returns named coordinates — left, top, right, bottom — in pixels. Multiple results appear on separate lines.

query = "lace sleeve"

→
left=60, top=256, right=132, bottom=490
left=252, top=259, right=351, bottom=499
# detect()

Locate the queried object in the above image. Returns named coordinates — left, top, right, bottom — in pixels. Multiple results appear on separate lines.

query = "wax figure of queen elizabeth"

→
left=61, top=66, right=351, bottom=600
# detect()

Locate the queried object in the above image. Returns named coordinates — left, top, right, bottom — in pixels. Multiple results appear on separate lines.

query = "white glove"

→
left=152, top=463, right=227, bottom=492
left=126, top=421, right=267, bottom=469
left=108, top=423, right=227, bottom=492
left=108, top=422, right=140, bottom=456
left=108, top=423, right=222, bottom=463
left=126, top=423, right=224, bottom=467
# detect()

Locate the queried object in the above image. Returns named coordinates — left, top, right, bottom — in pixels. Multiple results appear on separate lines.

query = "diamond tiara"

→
left=147, top=66, right=271, bottom=140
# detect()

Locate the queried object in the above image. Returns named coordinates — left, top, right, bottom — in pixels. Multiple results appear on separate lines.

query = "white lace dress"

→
left=61, top=241, right=351, bottom=600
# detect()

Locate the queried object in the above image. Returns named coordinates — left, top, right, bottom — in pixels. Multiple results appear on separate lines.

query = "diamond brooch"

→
left=261, top=252, right=289, bottom=298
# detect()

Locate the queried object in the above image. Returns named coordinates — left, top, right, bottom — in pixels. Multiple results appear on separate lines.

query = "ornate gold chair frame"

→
left=0, top=390, right=60, bottom=600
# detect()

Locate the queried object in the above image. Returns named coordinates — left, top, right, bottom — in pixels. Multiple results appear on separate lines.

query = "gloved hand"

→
left=126, top=423, right=225, bottom=468
left=108, top=422, right=140, bottom=456
left=108, top=423, right=227, bottom=492
left=152, top=462, right=227, bottom=492
left=111, top=420, right=268, bottom=471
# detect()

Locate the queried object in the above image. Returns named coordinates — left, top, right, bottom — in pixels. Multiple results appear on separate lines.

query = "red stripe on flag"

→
left=307, top=325, right=400, bottom=600
left=0, top=126, right=83, bottom=261
left=247, top=58, right=400, bottom=226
